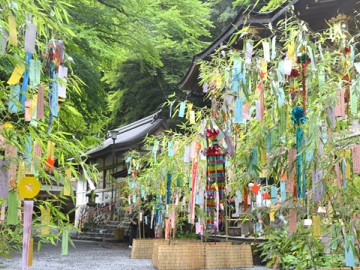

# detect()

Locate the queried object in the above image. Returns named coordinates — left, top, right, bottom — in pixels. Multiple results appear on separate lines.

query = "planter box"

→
left=152, top=241, right=253, bottom=270
left=152, top=239, right=200, bottom=268
left=131, top=239, right=168, bottom=259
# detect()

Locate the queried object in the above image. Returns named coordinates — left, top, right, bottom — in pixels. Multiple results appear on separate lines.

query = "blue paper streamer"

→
left=50, top=73, right=59, bottom=117
left=20, top=52, right=33, bottom=111
left=8, top=85, right=20, bottom=113
left=344, top=234, right=355, bottom=267
left=270, top=186, right=277, bottom=204
left=234, top=98, right=244, bottom=124
left=280, top=182, right=286, bottom=202
left=179, top=102, right=186, bottom=118
left=168, top=141, right=174, bottom=157
left=342, top=159, right=347, bottom=188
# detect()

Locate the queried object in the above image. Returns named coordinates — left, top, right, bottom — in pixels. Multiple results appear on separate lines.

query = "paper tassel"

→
left=8, top=85, right=21, bottom=113
left=8, top=12, right=17, bottom=46
left=37, top=84, right=45, bottom=119
left=61, top=229, right=69, bottom=256
left=289, top=209, right=297, bottom=235
left=7, top=65, right=24, bottom=85
left=0, top=160, right=10, bottom=198
left=22, top=200, right=34, bottom=269
left=41, top=208, right=51, bottom=235
left=313, top=215, right=321, bottom=237
left=24, top=21, right=36, bottom=53
left=6, top=191, right=18, bottom=225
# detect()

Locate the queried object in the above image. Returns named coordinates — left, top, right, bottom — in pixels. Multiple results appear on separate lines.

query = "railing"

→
left=78, top=200, right=117, bottom=231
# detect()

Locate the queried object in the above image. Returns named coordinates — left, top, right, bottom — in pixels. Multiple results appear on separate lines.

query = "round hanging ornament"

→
left=18, top=175, right=41, bottom=199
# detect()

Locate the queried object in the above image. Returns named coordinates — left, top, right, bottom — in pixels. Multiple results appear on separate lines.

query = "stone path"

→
left=0, top=240, right=269, bottom=270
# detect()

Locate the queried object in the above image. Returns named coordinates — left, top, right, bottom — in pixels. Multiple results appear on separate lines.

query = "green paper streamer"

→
left=61, top=228, right=69, bottom=256
left=6, top=191, right=18, bottom=225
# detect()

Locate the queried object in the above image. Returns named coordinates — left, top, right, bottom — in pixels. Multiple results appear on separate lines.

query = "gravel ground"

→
left=0, top=240, right=270, bottom=270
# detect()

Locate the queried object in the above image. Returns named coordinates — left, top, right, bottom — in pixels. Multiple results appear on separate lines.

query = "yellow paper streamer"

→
left=28, top=237, right=33, bottom=267
left=8, top=12, right=18, bottom=46
left=63, top=169, right=72, bottom=196
left=7, top=65, right=24, bottom=85
left=269, top=205, right=275, bottom=221
left=17, top=160, right=25, bottom=183
left=186, top=104, right=193, bottom=119
left=189, top=111, right=195, bottom=124
left=41, top=208, right=50, bottom=235
left=313, top=215, right=321, bottom=238
left=47, top=141, right=55, bottom=159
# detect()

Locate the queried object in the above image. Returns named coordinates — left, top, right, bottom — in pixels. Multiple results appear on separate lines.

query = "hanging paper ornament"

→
left=262, top=41, right=270, bottom=62
left=245, top=40, right=253, bottom=64
left=178, top=102, right=186, bottom=118
left=29, top=60, right=41, bottom=89
left=168, top=141, right=174, bottom=157
left=1, top=31, right=8, bottom=55
left=166, top=174, right=172, bottom=205
left=280, top=182, right=286, bottom=202
left=271, top=36, right=276, bottom=60
left=312, top=170, right=323, bottom=201
left=18, top=175, right=41, bottom=199
left=231, top=59, right=241, bottom=93
left=251, top=183, right=260, bottom=195
left=270, top=186, right=277, bottom=204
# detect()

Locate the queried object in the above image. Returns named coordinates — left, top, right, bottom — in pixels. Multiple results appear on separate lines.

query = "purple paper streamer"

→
left=22, top=200, right=34, bottom=269
left=0, top=160, right=10, bottom=198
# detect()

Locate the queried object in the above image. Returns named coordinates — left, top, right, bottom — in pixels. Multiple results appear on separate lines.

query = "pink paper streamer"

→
left=287, top=148, right=296, bottom=193
left=171, top=205, right=175, bottom=229
left=22, top=200, right=34, bottom=270
left=289, top=209, right=297, bottom=235
left=335, top=163, right=341, bottom=188
left=335, top=89, right=345, bottom=117
left=5, top=144, right=17, bottom=187
left=352, top=145, right=360, bottom=174
left=37, top=84, right=45, bottom=120
left=24, top=100, right=32, bottom=121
